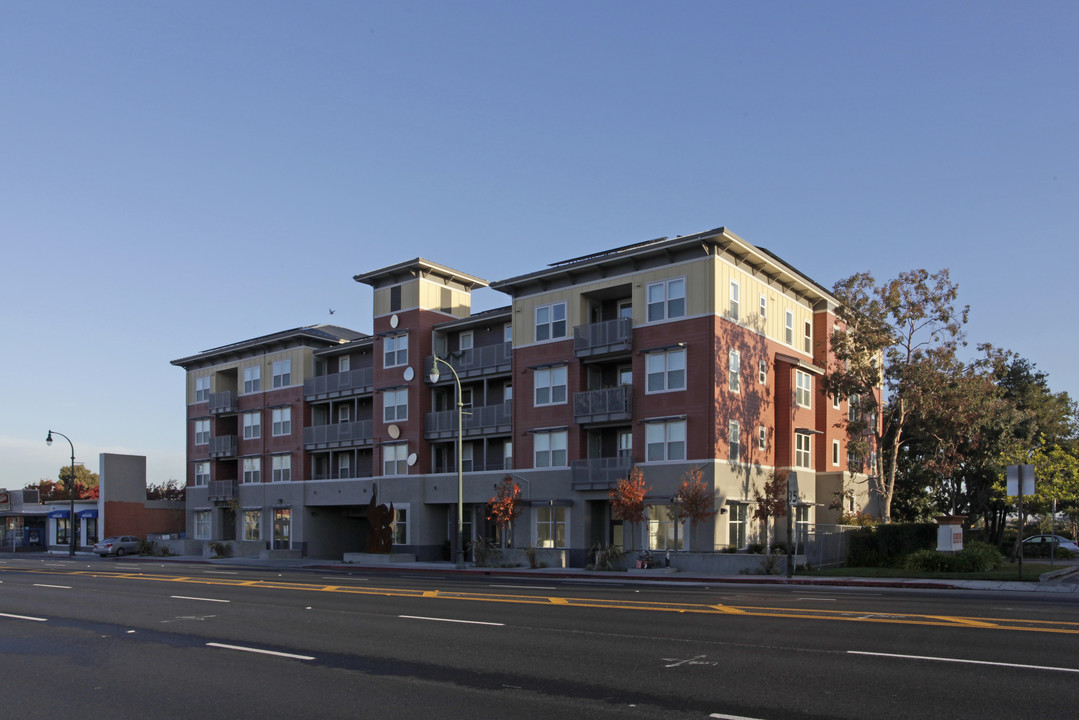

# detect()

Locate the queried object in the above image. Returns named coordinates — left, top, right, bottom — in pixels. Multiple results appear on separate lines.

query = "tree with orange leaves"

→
left=674, top=466, right=717, bottom=550
left=609, top=467, right=650, bottom=551
left=753, top=468, right=789, bottom=552
left=486, top=475, right=522, bottom=548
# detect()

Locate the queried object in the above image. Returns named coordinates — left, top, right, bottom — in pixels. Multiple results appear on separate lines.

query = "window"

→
left=832, top=393, right=841, bottom=410
left=804, top=321, right=813, bottom=354
left=645, top=420, right=686, bottom=461
left=728, top=350, right=740, bottom=392
left=533, top=366, right=567, bottom=406
left=618, top=430, right=633, bottom=458
left=758, top=359, right=768, bottom=385
left=536, top=506, right=566, bottom=548
left=195, top=419, right=210, bottom=445
left=338, top=356, right=350, bottom=373
left=504, top=324, right=513, bottom=343
left=533, top=430, right=568, bottom=468
left=785, top=310, right=794, bottom=345
left=272, top=359, right=291, bottom=388
left=462, top=444, right=474, bottom=473
left=503, top=440, right=513, bottom=468
left=242, top=457, right=261, bottom=484
left=243, top=510, right=261, bottom=541
left=383, top=388, right=408, bottom=422
left=760, top=295, right=767, bottom=321
left=384, top=333, right=408, bottom=368
left=758, top=426, right=767, bottom=451
left=795, top=432, right=812, bottom=468
left=618, top=300, right=633, bottom=319
left=243, top=412, right=261, bottom=439
left=729, top=420, right=740, bottom=462
left=194, top=511, right=211, bottom=540
left=272, top=454, right=291, bottom=482
left=393, top=507, right=408, bottom=544
left=338, top=454, right=350, bottom=478
left=55, top=518, right=70, bottom=545
left=195, top=376, right=210, bottom=403
left=832, top=440, right=841, bottom=467
left=648, top=504, right=683, bottom=550
left=618, top=365, right=632, bottom=386
left=646, top=278, right=685, bottom=322
left=338, top=405, right=351, bottom=423
left=390, top=285, right=402, bottom=312
left=384, top=443, right=408, bottom=476
left=795, top=505, right=810, bottom=550
left=646, top=348, right=686, bottom=393
left=849, top=394, right=861, bottom=421
left=459, top=331, right=473, bottom=351
left=728, top=503, right=747, bottom=548
left=729, top=280, right=740, bottom=320
left=795, top=371, right=812, bottom=408
left=272, top=407, right=292, bottom=436
left=195, top=462, right=210, bottom=486
left=243, top=366, right=260, bottom=393
left=535, top=302, right=567, bottom=342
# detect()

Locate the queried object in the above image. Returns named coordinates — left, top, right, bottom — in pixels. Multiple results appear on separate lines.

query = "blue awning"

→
left=47, top=510, right=70, bottom=519
left=77, top=509, right=98, bottom=518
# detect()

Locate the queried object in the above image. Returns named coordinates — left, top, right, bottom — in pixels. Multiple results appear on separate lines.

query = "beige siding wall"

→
left=712, top=256, right=815, bottom=356
left=372, top=278, right=471, bottom=319
left=182, top=349, right=312, bottom=402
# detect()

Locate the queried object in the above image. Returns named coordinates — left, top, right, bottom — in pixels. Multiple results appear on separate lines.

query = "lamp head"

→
left=429, top=367, right=440, bottom=383
left=46, top=431, right=53, bottom=446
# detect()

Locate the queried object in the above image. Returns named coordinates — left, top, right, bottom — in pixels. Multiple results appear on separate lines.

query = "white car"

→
left=93, top=535, right=142, bottom=557
left=1022, top=534, right=1079, bottom=556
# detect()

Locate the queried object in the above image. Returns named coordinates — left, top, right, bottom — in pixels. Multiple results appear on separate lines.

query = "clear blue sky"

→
left=3, top=1, right=1076, bottom=488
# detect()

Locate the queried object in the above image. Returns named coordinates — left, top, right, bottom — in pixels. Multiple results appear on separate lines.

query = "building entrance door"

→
left=273, top=508, right=291, bottom=550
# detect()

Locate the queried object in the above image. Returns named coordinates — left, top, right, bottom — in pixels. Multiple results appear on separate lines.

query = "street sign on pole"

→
left=1007, top=465, right=1036, bottom=579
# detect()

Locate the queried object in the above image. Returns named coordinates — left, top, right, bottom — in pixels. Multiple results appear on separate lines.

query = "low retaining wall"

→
left=343, top=552, right=417, bottom=564
left=613, top=551, right=806, bottom=575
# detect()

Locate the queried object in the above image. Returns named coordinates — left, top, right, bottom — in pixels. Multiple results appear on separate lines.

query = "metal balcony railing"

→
left=303, top=420, right=375, bottom=449
left=425, top=342, right=512, bottom=381
left=425, top=402, right=512, bottom=439
left=208, top=479, right=237, bottom=501
left=209, top=391, right=237, bottom=414
left=571, top=456, right=633, bottom=491
left=430, top=459, right=509, bottom=475
left=573, top=385, right=632, bottom=423
left=209, top=435, right=238, bottom=458
left=304, top=367, right=374, bottom=400
left=574, top=317, right=632, bottom=357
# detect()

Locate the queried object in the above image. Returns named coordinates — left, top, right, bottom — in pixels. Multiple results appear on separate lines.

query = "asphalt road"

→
left=2, top=557, right=1077, bottom=719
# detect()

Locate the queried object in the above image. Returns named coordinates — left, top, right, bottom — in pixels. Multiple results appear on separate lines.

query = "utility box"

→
left=935, top=515, right=966, bottom=553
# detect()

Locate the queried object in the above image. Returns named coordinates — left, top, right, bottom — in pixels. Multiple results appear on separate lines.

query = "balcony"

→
left=425, top=402, right=512, bottom=440
left=430, top=459, right=509, bottom=475
left=304, top=367, right=374, bottom=401
left=571, top=456, right=633, bottom=491
left=209, top=435, right=237, bottom=458
left=208, top=479, right=237, bottom=501
left=304, top=420, right=374, bottom=450
left=574, top=317, right=632, bottom=358
left=574, top=386, right=632, bottom=424
left=425, top=342, right=512, bottom=381
left=209, top=391, right=237, bottom=414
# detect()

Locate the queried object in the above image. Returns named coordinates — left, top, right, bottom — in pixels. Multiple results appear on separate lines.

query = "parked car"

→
left=1022, top=534, right=1079, bottom=557
left=93, top=535, right=142, bottom=557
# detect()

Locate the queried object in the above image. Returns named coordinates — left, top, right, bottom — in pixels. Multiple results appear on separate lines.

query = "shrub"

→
left=469, top=537, right=501, bottom=567
left=903, top=548, right=955, bottom=573
left=848, top=523, right=936, bottom=567
left=721, top=545, right=739, bottom=554
left=746, top=543, right=765, bottom=554
left=955, top=542, right=1004, bottom=572
left=759, top=553, right=783, bottom=575
left=208, top=541, right=232, bottom=558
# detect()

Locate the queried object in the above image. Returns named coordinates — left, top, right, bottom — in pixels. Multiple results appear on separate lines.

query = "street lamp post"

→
left=430, top=355, right=465, bottom=569
left=45, top=430, right=76, bottom=558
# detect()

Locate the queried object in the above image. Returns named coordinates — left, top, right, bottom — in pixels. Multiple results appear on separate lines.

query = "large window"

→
left=195, top=376, right=210, bottom=403
left=795, top=432, right=812, bottom=469
left=384, top=443, right=408, bottom=476
left=729, top=280, right=740, bottom=320
left=393, top=507, right=408, bottom=545
left=533, top=366, right=567, bottom=406
left=646, top=278, right=685, bottom=322
left=535, top=302, right=567, bottom=342
left=243, top=510, right=261, bottom=541
left=243, top=366, right=260, bottom=393
left=384, top=333, right=408, bottom=368
left=646, top=348, right=686, bottom=393
left=795, top=371, right=812, bottom=408
left=272, top=454, right=291, bottom=482
left=338, top=454, right=351, bottom=478
left=194, top=511, right=211, bottom=540
left=536, top=506, right=566, bottom=548
left=648, top=504, right=683, bottom=551
left=533, top=430, right=568, bottom=468
left=645, top=420, right=686, bottom=461
left=195, top=419, right=210, bottom=445
left=383, top=388, right=408, bottom=422
left=272, top=407, right=292, bottom=436
left=728, top=503, right=747, bottom=549
left=729, top=420, right=740, bottom=463
left=272, top=359, right=291, bottom=388
left=243, top=412, right=261, bottom=439
left=728, top=350, right=740, bottom=392
left=195, top=462, right=210, bottom=486
left=242, top=457, right=261, bottom=484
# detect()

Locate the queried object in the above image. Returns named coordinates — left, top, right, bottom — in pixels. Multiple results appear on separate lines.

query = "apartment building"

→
left=172, top=227, right=876, bottom=564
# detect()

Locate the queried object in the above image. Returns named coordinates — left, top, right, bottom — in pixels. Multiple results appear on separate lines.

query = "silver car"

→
left=93, top=535, right=142, bottom=557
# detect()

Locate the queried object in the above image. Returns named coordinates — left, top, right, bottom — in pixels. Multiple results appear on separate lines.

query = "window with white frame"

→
left=646, top=348, right=686, bottom=393
left=384, top=333, right=408, bottom=368
left=338, top=404, right=351, bottom=423
left=760, top=295, right=767, bottom=321
left=647, top=504, right=683, bottom=550
left=459, top=331, right=473, bottom=351
left=795, top=505, right=810, bottom=549
left=795, top=371, right=812, bottom=408
left=728, top=503, right=747, bottom=548
left=758, top=358, right=768, bottom=385
left=646, top=278, right=686, bottom=322
left=533, top=430, right=568, bottom=468
left=832, top=439, right=841, bottom=466
left=795, top=432, right=812, bottom=468
left=242, top=457, right=261, bottom=484
left=645, top=420, right=686, bottom=461
left=503, top=440, right=513, bottom=468
left=849, top=394, right=861, bottom=422
left=393, top=507, right=408, bottom=544
left=534, top=302, right=567, bottom=342
left=338, top=355, right=350, bottom=373
left=384, top=443, right=408, bottom=476
left=195, top=376, right=210, bottom=403
left=194, top=511, right=211, bottom=540
left=272, top=407, right=292, bottom=436
left=728, top=350, right=740, bottom=392
left=785, top=310, right=794, bottom=345
left=729, top=280, right=740, bottom=320
left=804, top=321, right=813, bottom=354
left=383, top=388, right=408, bottom=422
left=272, top=359, right=291, bottom=388
left=758, top=426, right=767, bottom=451
left=195, top=462, right=210, bottom=486
left=462, top=444, right=474, bottom=472
left=729, top=420, right=741, bottom=462
left=533, top=365, right=567, bottom=406
left=243, top=510, right=261, bottom=541
left=338, top=454, right=350, bottom=478
left=195, top=419, right=210, bottom=445
left=504, top=324, right=512, bottom=343
left=272, top=454, right=291, bottom=482
left=243, top=366, right=260, bottom=393
left=536, top=506, right=566, bottom=548
left=832, top=393, right=841, bottom=410
left=243, top=412, right=261, bottom=439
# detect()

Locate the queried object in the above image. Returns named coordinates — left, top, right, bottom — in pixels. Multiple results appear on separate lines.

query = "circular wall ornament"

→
left=387, top=424, right=401, bottom=439
left=403, top=366, right=415, bottom=382
left=406, top=453, right=418, bottom=466
left=390, top=314, right=399, bottom=328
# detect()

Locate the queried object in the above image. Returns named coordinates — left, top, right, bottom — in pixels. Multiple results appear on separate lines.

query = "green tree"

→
left=26, top=465, right=99, bottom=501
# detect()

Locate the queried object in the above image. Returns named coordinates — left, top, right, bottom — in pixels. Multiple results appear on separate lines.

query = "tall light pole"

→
left=46, top=430, right=76, bottom=558
left=430, top=355, right=465, bottom=569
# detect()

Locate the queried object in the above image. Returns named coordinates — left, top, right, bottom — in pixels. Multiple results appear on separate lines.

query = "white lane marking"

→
left=206, top=642, right=314, bottom=661
left=399, top=615, right=505, bottom=627
left=203, top=570, right=238, bottom=575
left=171, top=595, right=231, bottom=603
left=848, top=651, right=1079, bottom=674
left=710, top=713, right=767, bottom=720
left=488, top=584, right=556, bottom=590
left=33, top=584, right=72, bottom=589
left=0, top=612, right=48, bottom=622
